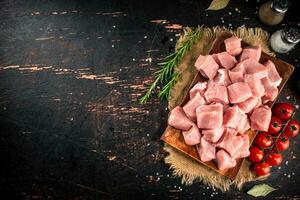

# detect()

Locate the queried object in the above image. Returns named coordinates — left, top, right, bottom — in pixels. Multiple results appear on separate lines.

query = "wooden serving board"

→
left=161, top=31, right=294, bottom=180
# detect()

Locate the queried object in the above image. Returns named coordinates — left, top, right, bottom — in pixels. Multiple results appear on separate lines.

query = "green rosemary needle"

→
left=139, top=27, right=202, bottom=104
left=139, top=78, right=159, bottom=104
left=158, top=72, right=181, bottom=100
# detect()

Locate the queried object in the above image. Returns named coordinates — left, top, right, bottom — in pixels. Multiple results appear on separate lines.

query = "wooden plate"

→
left=161, top=31, right=294, bottom=180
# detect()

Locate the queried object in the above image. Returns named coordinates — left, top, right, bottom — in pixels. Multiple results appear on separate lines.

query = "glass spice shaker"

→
left=258, top=0, right=290, bottom=26
left=270, top=27, right=300, bottom=53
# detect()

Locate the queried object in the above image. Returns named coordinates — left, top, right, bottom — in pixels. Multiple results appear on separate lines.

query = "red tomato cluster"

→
left=248, top=103, right=299, bottom=176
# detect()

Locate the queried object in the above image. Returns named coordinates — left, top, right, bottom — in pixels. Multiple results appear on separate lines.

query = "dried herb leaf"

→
left=206, top=0, right=230, bottom=10
left=247, top=184, right=276, bottom=197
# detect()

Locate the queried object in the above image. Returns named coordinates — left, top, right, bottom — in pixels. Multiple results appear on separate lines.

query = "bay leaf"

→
left=247, top=184, right=277, bottom=197
left=206, top=0, right=230, bottom=10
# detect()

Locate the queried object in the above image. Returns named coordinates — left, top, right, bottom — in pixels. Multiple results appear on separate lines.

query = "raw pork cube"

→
left=212, top=69, right=232, bottom=86
left=168, top=106, right=193, bottom=131
left=223, top=106, right=244, bottom=129
left=216, top=149, right=237, bottom=170
left=222, top=104, right=230, bottom=112
left=255, top=98, right=262, bottom=109
left=217, top=52, right=238, bottom=69
left=183, top=92, right=206, bottom=121
left=224, top=36, right=242, bottom=56
left=212, top=53, right=221, bottom=65
left=250, top=106, right=272, bottom=132
left=182, top=124, right=201, bottom=145
left=202, top=126, right=224, bottom=143
left=195, top=55, right=219, bottom=80
left=243, top=59, right=268, bottom=79
left=189, top=82, right=208, bottom=99
left=261, top=77, right=279, bottom=103
left=237, top=97, right=259, bottom=114
left=204, top=82, right=228, bottom=104
left=196, top=103, right=223, bottom=129
left=233, top=134, right=250, bottom=158
left=228, top=62, right=245, bottom=83
left=263, top=60, right=282, bottom=87
left=216, top=129, right=244, bottom=157
left=227, top=82, right=252, bottom=103
left=239, top=46, right=261, bottom=62
left=244, top=74, right=265, bottom=97
left=196, top=137, right=216, bottom=162
left=225, top=127, right=237, bottom=136
left=236, top=114, right=250, bottom=134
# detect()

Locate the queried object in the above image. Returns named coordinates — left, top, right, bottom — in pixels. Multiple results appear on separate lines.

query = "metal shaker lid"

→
left=282, top=27, right=300, bottom=44
left=271, top=0, right=290, bottom=14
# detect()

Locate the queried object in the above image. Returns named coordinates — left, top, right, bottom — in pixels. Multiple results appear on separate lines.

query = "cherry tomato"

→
left=248, top=146, right=264, bottom=163
left=255, top=132, right=273, bottom=149
left=275, top=137, right=290, bottom=151
left=266, top=153, right=283, bottom=166
left=273, top=103, right=294, bottom=121
left=253, top=162, right=270, bottom=176
left=284, top=119, right=299, bottom=138
left=268, top=116, right=282, bottom=134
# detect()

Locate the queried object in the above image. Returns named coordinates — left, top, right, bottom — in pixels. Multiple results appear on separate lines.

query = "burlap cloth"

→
left=164, top=26, right=274, bottom=192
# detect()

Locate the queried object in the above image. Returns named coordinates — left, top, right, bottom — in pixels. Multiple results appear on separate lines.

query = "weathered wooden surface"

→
left=0, top=0, right=299, bottom=199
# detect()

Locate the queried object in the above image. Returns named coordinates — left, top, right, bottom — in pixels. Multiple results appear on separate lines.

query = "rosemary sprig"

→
left=139, top=78, right=159, bottom=104
left=158, top=72, right=181, bottom=100
left=139, top=27, right=202, bottom=104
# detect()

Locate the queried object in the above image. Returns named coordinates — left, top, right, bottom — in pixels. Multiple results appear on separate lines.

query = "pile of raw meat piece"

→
left=168, top=35, right=282, bottom=170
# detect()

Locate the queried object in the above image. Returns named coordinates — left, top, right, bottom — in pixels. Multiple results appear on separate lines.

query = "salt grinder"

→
left=270, top=27, right=300, bottom=53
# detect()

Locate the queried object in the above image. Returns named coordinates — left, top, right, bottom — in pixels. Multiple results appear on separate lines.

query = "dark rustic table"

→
left=0, top=0, right=300, bottom=199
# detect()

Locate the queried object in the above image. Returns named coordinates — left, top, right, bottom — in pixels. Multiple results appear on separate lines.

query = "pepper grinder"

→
left=270, top=27, right=300, bottom=53
left=259, top=0, right=290, bottom=26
